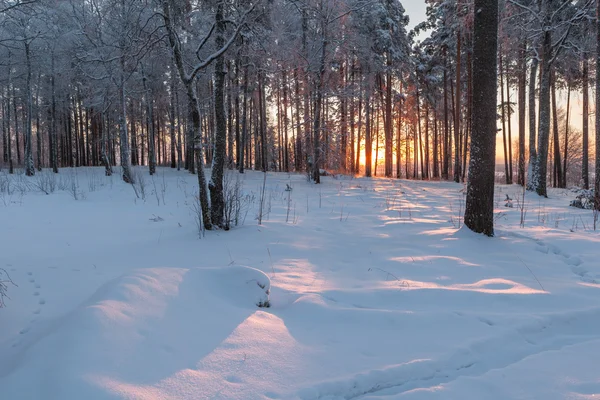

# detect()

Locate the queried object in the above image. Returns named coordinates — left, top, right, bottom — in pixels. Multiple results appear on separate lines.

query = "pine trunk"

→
left=595, top=0, right=600, bottom=212
left=464, top=0, right=498, bottom=236
left=526, top=57, right=538, bottom=191
left=535, top=28, right=552, bottom=197
left=583, top=57, right=589, bottom=190
left=518, top=42, right=526, bottom=186
left=551, top=72, right=562, bottom=188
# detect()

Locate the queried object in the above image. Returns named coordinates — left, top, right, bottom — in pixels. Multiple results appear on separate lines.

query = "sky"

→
left=403, top=1, right=428, bottom=32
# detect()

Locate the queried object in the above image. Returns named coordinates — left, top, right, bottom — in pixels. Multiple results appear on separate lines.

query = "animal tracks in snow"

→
left=532, top=238, right=598, bottom=284
left=507, top=232, right=597, bottom=285
left=14, top=271, right=46, bottom=345
left=297, top=307, right=600, bottom=399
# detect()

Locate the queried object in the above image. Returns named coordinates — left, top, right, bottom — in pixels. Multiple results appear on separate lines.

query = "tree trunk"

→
left=35, top=73, right=42, bottom=170
left=463, top=48, right=472, bottom=182
left=24, top=42, right=34, bottom=176
left=170, top=75, right=177, bottom=169
left=2, top=90, right=7, bottom=166
left=356, top=86, right=362, bottom=174
left=294, top=68, right=303, bottom=172
left=312, top=20, right=328, bottom=183
left=259, top=73, right=268, bottom=172
left=424, top=102, right=430, bottom=179
left=443, top=49, right=449, bottom=179
left=227, top=66, right=234, bottom=170
left=595, top=0, right=600, bottom=212
left=500, top=53, right=509, bottom=184
left=119, top=83, right=132, bottom=182
left=283, top=70, right=290, bottom=172
left=143, top=74, right=156, bottom=175
left=13, top=86, right=20, bottom=167
left=350, top=65, right=356, bottom=174
left=365, top=88, right=372, bottom=178
left=551, top=71, right=562, bottom=188
left=397, top=83, right=404, bottom=178
left=454, top=34, right=462, bottom=183
left=464, top=0, right=498, bottom=236
left=384, top=66, right=393, bottom=177
left=518, top=42, right=526, bottom=186
left=563, top=85, right=570, bottom=188
left=583, top=56, right=589, bottom=190
left=239, top=65, right=248, bottom=173
left=506, top=58, right=513, bottom=184
left=209, top=2, right=227, bottom=228
left=534, top=27, right=552, bottom=197
left=7, top=65, right=13, bottom=173
left=527, top=57, right=538, bottom=191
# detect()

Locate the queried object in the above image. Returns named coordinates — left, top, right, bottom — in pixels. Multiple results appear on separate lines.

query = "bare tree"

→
left=160, top=0, right=257, bottom=229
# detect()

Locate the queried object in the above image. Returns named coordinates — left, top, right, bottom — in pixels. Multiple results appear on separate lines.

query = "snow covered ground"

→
left=1, top=167, right=599, bottom=400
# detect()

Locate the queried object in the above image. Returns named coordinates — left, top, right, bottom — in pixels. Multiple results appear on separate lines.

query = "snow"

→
left=1, top=167, right=599, bottom=399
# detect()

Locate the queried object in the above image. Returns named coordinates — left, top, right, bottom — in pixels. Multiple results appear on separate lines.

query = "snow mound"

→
left=0, top=266, right=270, bottom=400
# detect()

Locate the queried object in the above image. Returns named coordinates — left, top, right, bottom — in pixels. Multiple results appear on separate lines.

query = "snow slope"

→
left=0, top=167, right=599, bottom=399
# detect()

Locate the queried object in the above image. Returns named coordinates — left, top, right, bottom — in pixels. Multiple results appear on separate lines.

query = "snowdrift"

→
left=0, top=266, right=270, bottom=400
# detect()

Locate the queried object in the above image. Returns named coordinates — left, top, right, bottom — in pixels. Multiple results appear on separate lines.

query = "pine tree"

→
left=464, top=0, right=498, bottom=236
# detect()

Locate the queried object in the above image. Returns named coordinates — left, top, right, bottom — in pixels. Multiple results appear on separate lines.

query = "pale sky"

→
left=403, top=1, right=428, bottom=32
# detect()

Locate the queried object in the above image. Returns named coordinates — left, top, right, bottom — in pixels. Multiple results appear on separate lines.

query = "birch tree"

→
left=160, top=0, right=259, bottom=229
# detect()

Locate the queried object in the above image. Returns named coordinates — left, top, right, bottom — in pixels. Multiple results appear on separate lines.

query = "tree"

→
left=70, top=0, right=161, bottom=183
left=595, top=0, right=600, bottom=213
left=160, top=0, right=258, bottom=229
left=464, top=0, right=498, bottom=236
left=511, top=0, right=593, bottom=196
left=1, top=1, right=44, bottom=176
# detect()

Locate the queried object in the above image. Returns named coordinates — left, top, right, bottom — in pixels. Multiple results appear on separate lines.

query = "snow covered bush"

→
left=570, top=189, right=595, bottom=210
left=32, top=170, right=57, bottom=195
left=0, top=172, right=10, bottom=194
left=223, top=171, right=251, bottom=230
left=130, top=168, right=147, bottom=201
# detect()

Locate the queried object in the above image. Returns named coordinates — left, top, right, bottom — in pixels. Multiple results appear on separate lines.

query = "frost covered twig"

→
left=516, top=256, right=545, bottom=292
left=0, top=268, right=16, bottom=308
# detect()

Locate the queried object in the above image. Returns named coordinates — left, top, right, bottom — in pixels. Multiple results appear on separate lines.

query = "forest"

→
left=2, top=1, right=600, bottom=398
left=0, top=0, right=598, bottom=231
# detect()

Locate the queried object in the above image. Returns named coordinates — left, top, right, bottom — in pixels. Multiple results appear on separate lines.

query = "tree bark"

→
left=384, top=66, right=393, bottom=177
left=500, top=53, right=509, bottom=184
left=534, top=27, right=552, bottom=197
left=170, top=74, right=177, bottom=169
left=518, top=42, right=526, bottom=186
left=527, top=57, right=538, bottom=191
left=24, top=42, right=34, bottom=176
left=443, top=48, right=450, bottom=180
left=143, top=74, right=156, bottom=175
left=464, top=0, right=498, bottom=236
left=595, top=0, right=600, bottom=212
left=551, top=71, right=562, bottom=188
left=239, top=64, right=248, bottom=173
left=365, top=88, right=372, bottom=178
left=209, top=2, right=227, bottom=228
left=563, top=85, right=570, bottom=188
left=583, top=56, right=589, bottom=190
left=454, top=33, right=462, bottom=183
left=506, top=58, right=513, bottom=184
